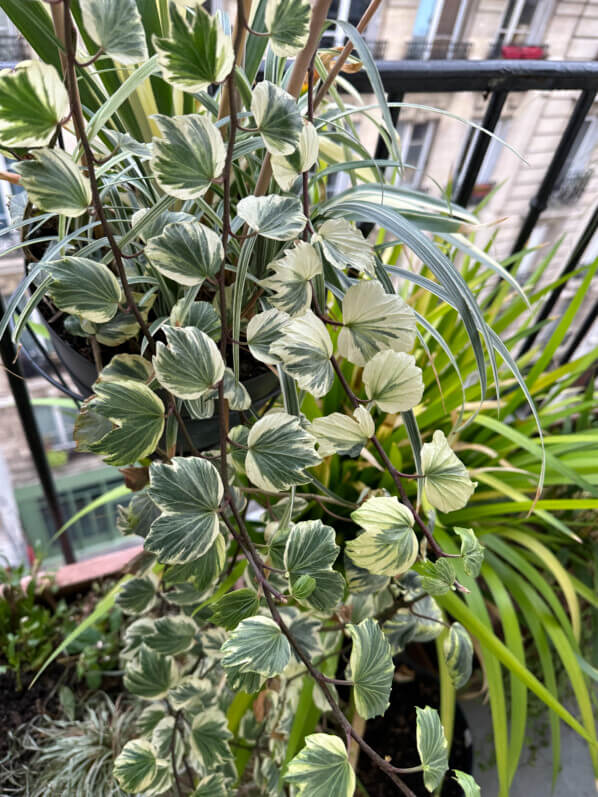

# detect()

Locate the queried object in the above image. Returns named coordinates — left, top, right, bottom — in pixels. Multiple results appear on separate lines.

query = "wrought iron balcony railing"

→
left=0, top=33, right=29, bottom=63
left=550, top=169, right=593, bottom=205
left=404, top=39, right=471, bottom=60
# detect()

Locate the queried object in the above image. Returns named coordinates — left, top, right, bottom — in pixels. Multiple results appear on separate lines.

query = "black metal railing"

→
left=550, top=169, right=593, bottom=205
left=404, top=39, right=471, bottom=60
left=0, top=33, right=29, bottom=63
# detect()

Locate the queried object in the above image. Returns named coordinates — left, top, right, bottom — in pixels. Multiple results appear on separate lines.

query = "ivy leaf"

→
left=443, top=622, right=473, bottom=690
left=260, top=241, right=322, bottom=317
left=171, top=300, right=221, bottom=340
left=265, top=0, right=311, bottom=57
left=151, top=114, right=225, bottom=200
left=347, top=496, right=418, bottom=577
left=251, top=81, right=302, bottom=156
left=165, top=535, right=226, bottom=593
left=146, top=457, right=223, bottom=564
left=146, top=220, right=223, bottom=287
left=454, top=527, right=484, bottom=577
left=363, top=350, right=424, bottom=414
left=190, top=710, right=233, bottom=769
left=49, top=257, right=121, bottom=323
left=246, top=412, right=321, bottom=492
left=153, top=4, right=234, bottom=93
left=271, top=311, right=334, bottom=398
left=81, top=0, right=148, bottom=64
left=313, top=218, right=375, bottom=275
left=236, top=196, right=306, bottom=240
left=15, top=149, right=90, bottom=218
left=117, top=492, right=160, bottom=538
left=113, top=740, right=157, bottom=792
left=421, top=431, right=477, bottom=513
left=310, top=407, right=374, bottom=457
left=153, top=325, right=225, bottom=400
left=246, top=309, right=290, bottom=365
left=452, top=770, right=481, bottom=797
left=415, top=706, right=449, bottom=792
left=284, top=520, right=344, bottom=612
left=124, top=645, right=178, bottom=700
left=146, top=615, right=198, bottom=655
left=117, top=576, right=156, bottom=615
left=0, top=61, right=69, bottom=148
left=271, top=121, right=319, bottom=190
left=209, top=589, right=260, bottom=630
left=285, top=733, right=355, bottom=797
left=221, top=616, right=291, bottom=677
left=346, top=618, right=394, bottom=719
left=338, top=280, right=417, bottom=366
left=192, top=774, right=229, bottom=796
left=420, top=559, right=456, bottom=596
left=168, top=676, right=213, bottom=711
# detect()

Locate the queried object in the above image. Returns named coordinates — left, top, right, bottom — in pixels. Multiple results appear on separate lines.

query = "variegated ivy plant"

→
left=0, top=0, right=521, bottom=794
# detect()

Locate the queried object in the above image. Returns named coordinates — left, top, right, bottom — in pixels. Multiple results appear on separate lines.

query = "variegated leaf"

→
left=171, top=299, right=220, bottom=340
left=271, top=121, right=319, bottom=190
left=49, top=257, right=121, bottom=323
left=137, top=705, right=167, bottom=736
left=144, top=759, right=173, bottom=796
left=246, top=309, right=290, bottom=365
left=346, top=618, right=394, bottom=719
left=117, top=576, right=156, bottom=614
left=153, top=326, right=225, bottom=400
left=87, top=292, right=155, bottom=346
left=146, top=615, right=198, bottom=655
left=165, top=535, right=226, bottom=593
left=236, top=195, right=306, bottom=240
left=363, top=350, right=424, bottom=414
left=81, top=0, right=148, bottom=63
left=124, top=645, right=178, bottom=700
left=265, top=0, right=311, bottom=57
left=420, top=558, right=456, bottom=596
left=453, top=770, right=481, bottom=796
left=443, top=622, right=473, bottom=689
left=284, top=520, right=344, bottom=612
left=101, top=353, right=154, bottom=383
left=347, top=495, right=418, bottom=577
left=260, top=241, right=322, bottom=316
left=271, top=311, right=334, bottom=398
left=168, top=676, right=213, bottom=711
left=210, top=588, right=260, bottom=630
left=190, top=710, right=233, bottom=769
left=146, top=220, right=223, bottom=286
left=344, top=552, right=389, bottom=595
left=313, top=218, right=375, bottom=275
left=113, top=739, right=157, bottom=792
left=310, top=406, right=374, bottom=457
left=421, top=430, right=477, bottom=513
left=15, top=149, right=91, bottom=218
left=221, top=367, right=251, bottom=410
left=132, top=208, right=194, bottom=242
left=382, top=610, right=417, bottom=655
left=192, top=774, right=230, bottom=796
left=282, top=607, right=323, bottom=662
left=117, top=492, right=160, bottom=538
left=221, top=616, right=291, bottom=677
left=455, top=527, right=484, bottom=577
left=285, top=733, right=355, bottom=797
left=251, top=81, right=302, bottom=156
left=415, top=706, right=449, bottom=792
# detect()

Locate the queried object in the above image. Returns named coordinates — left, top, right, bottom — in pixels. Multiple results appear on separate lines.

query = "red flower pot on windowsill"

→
left=501, top=44, right=546, bottom=59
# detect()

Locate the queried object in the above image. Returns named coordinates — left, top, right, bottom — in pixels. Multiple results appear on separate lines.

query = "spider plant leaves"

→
left=348, top=496, right=418, bottom=577
left=265, top=0, right=311, bottom=57
left=153, top=4, right=234, bottom=93
left=284, top=520, right=344, bottom=612
left=443, top=622, right=473, bottom=689
left=454, top=527, right=484, bottom=578
left=209, top=589, right=260, bottom=630
left=117, top=576, right=157, bottom=615
left=452, top=771, right=481, bottom=797
left=271, top=311, right=334, bottom=398
left=251, top=81, right=302, bottom=156
left=284, top=733, right=355, bottom=797
left=415, top=706, right=449, bottom=792
left=146, top=220, right=224, bottom=287
left=260, top=241, right=322, bottom=316
left=313, top=218, right=376, bottom=275
left=363, top=350, right=424, bottom=413
left=420, top=559, right=456, bottom=596
left=124, top=644, right=179, bottom=700
left=81, top=0, right=148, bottom=64
left=145, top=457, right=223, bottom=565
left=48, top=257, right=122, bottom=324
left=337, top=280, right=417, bottom=366
left=113, top=739, right=158, bottom=792
left=0, top=60, right=69, bottom=148
left=246, top=412, right=321, bottom=492
left=310, top=406, right=374, bottom=457
left=151, top=115, right=225, bottom=200
left=153, top=326, right=225, bottom=400
left=145, top=615, right=198, bottom=656
left=421, top=431, right=477, bottom=513
left=236, top=195, right=307, bottom=240
left=190, top=710, right=233, bottom=769
left=346, top=618, right=394, bottom=719
left=271, top=121, right=319, bottom=190
left=221, top=616, right=291, bottom=678
left=247, top=309, right=290, bottom=365
left=14, top=149, right=91, bottom=218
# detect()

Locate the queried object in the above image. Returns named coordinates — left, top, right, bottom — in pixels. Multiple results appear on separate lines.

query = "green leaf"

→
left=292, top=574, right=317, bottom=600
left=452, top=770, right=481, bottom=797
left=454, top=527, right=484, bottom=578
left=209, top=589, right=260, bottom=630
left=271, top=311, right=334, bottom=398
left=221, top=616, right=291, bottom=677
left=310, top=406, right=374, bottom=457
left=285, top=733, right=355, bottom=797
left=153, top=325, right=225, bottom=399
left=346, top=618, right=394, bottom=719
left=146, top=457, right=223, bottom=564
left=113, top=739, right=157, bottom=792
left=81, top=0, right=147, bottom=63
left=421, top=431, right=477, bottom=513
left=338, top=280, right=417, bottom=366
left=117, top=576, right=156, bottom=614
left=420, top=559, right=456, bottom=596
left=192, top=774, right=229, bottom=796
left=382, top=610, right=417, bottom=654
left=251, top=80, right=302, bottom=155
left=260, top=241, right=322, bottom=316
left=15, top=149, right=90, bottom=218
left=190, top=709, right=233, bottom=769
left=153, top=4, right=234, bottom=93
left=101, top=353, right=154, bottom=383
left=168, top=676, right=212, bottom=711
left=246, top=412, right=321, bottom=491
left=0, top=60, right=69, bottom=147
left=117, top=492, right=160, bottom=538
left=124, top=645, right=178, bottom=700
left=348, top=496, right=418, bottom=577
left=171, top=300, right=221, bottom=340
left=91, top=294, right=154, bottom=346
left=49, top=257, right=121, bottom=323
left=265, top=0, right=311, bottom=56
left=236, top=195, right=307, bottom=240
left=137, top=705, right=167, bottom=736
left=146, top=220, right=223, bottom=287
left=443, top=622, right=473, bottom=690
left=313, top=218, right=375, bottom=275
left=146, top=615, right=198, bottom=655
left=271, top=121, right=319, bottom=190
left=362, top=350, right=424, bottom=414
left=166, top=535, right=227, bottom=593
left=151, top=114, right=225, bottom=200
left=284, top=520, right=344, bottom=612
left=415, top=706, right=449, bottom=792
left=246, top=308, right=290, bottom=365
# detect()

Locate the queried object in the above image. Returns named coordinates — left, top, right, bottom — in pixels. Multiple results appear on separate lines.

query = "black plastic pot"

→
left=46, top=324, right=98, bottom=399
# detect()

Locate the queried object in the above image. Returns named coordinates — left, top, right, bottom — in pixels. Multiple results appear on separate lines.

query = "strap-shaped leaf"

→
left=246, top=309, right=290, bottom=365
left=237, top=196, right=306, bottom=240
left=124, top=645, right=178, bottom=700
left=452, top=770, right=481, bottom=796
left=146, top=221, right=223, bottom=287
left=153, top=4, right=234, bottom=92
left=251, top=81, right=302, bottom=155
left=346, top=618, right=394, bottom=719
left=285, top=733, right=355, bottom=797
left=49, top=257, right=121, bottom=323
left=415, top=706, right=449, bottom=792
left=209, top=588, right=260, bottom=630
left=443, top=622, right=473, bottom=690
left=362, top=350, right=424, bottom=413
left=15, top=149, right=91, bottom=218
left=271, top=121, right=319, bottom=190
left=0, top=61, right=69, bottom=147
left=153, top=326, right=225, bottom=400
left=146, top=615, right=198, bottom=655
left=190, top=710, right=233, bottom=769
left=221, top=616, right=290, bottom=677
left=421, top=430, right=477, bottom=512
left=271, top=311, right=334, bottom=398
left=338, top=280, right=417, bottom=366
left=265, top=0, right=311, bottom=56
left=113, top=739, right=157, bottom=792
left=420, top=559, right=456, bottom=596
left=310, top=406, right=374, bottom=457
left=313, top=218, right=375, bottom=275
left=284, top=520, right=344, bottom=612
left=454, top=527, right=484, bottom=577
left=117, top=576, right=156, bottom=614
left=151, top=115, right=225, bottom=200
left=81, top=0, right=148, bottom=63
left=348, top=496, right=418, bottom=577
left=260, top=241, right=322, bottom=316
left=246, top=412, right=321, bottom=491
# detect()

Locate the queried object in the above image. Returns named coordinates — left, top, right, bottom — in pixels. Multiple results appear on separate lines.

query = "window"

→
left=321, top=0, right=383, bottom=55
left=407, top=0, right=470, bottom=60
left=455, top=118, right=511, bottom=202
left=493, top=0, right=554, bottom=51
left=552, top=118, right=597, bottom=204
left=396, top=121, right=436, bottom=188
left=34, top=405, right=77, bottom=451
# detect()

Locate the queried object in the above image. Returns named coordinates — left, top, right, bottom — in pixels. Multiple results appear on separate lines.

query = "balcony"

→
left=550, top=169, right=593, bottom=205
left=404, top=39, right=471, bottom=60
left=488, top=41, right=548, bottom=60
left=0, top=33, right=29, bottom=64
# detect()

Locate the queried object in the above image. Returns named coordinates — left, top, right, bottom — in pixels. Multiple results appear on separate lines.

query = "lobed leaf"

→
left=362, top=350, right=424, bottom=414
left=81, top=0, right=148, bottom=63
left=221, top=616, right=291, bottom=677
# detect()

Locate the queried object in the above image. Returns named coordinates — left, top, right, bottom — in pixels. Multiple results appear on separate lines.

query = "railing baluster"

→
left=559, top=295, right=598, bottom=364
